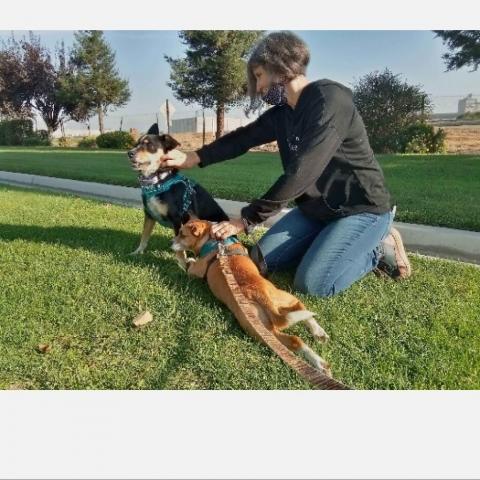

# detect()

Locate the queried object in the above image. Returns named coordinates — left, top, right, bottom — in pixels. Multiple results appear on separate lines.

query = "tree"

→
left=433, top=30, right=480, bottom=72
left=165, top=30, right=263, bottom=139
left=62, top=30, right=131, bottom=134
left=0, top=35, right=31, bottom=118
left=352, top=68, right=432, bottom=153
left=0, top=33, right=72, bottom=136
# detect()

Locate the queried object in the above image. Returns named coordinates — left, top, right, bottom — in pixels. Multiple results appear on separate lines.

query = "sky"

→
left=1, top=30, right=479, bottom=133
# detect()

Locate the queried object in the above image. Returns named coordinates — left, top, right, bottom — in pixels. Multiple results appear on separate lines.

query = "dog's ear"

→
left=186, top=210, right=199, bottom=221
left=188, top=221, right=207, bottom=238
left=146, top=123, right=160, bottom=135
left=181, top=211, right=198, bottom=225
left=160, top=134, right=181, bottom=153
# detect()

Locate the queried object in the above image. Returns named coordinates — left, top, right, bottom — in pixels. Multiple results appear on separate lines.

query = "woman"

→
left=160, top=31, right=411, bottom=297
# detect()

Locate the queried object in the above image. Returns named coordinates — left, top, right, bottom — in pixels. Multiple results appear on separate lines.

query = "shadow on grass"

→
left=0, top=222, right=247, bottom=389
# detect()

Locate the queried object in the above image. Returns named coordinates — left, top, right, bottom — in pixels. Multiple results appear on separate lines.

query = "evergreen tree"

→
left=62, top=30, right=130, bottom=133
left=165, top=30, right=263, bottom=139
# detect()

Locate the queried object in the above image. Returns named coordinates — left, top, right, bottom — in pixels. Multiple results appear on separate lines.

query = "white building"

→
left=458, top=94, right=480, bottom=115
left=171, top=116, right=250, bottom=134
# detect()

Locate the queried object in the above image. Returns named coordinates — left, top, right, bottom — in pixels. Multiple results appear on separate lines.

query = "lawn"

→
left=1, top=185, right=479, bottom=390
left=0, top=147, right=479, bottom=232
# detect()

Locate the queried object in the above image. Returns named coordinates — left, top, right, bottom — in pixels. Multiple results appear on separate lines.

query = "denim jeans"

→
left=250, top=207, right=395, bottom=297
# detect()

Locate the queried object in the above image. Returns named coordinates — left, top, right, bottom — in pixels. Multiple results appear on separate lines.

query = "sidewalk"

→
left=1, top=170, right=479, bottom=265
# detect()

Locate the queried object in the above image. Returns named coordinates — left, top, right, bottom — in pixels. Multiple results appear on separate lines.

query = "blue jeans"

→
left=250, top=207, right=394, bottom=297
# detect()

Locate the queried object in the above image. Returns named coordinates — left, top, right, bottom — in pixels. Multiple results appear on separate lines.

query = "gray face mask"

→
left=261, top=82, right=287, bottom=106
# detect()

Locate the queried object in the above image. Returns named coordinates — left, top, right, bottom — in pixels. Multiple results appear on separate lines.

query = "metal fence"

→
left=34, top=94, right=480, bottom=138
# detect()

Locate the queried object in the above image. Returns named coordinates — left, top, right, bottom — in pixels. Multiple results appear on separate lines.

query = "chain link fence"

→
left=32, top=94, right=480, bottom=138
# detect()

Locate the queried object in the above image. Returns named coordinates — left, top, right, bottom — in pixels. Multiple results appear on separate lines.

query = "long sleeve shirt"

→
left=196, top=79, right=391, bottom=226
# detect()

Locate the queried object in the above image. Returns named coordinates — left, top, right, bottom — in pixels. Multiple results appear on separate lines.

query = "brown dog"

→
left=172, top=219, right=331, bottom=375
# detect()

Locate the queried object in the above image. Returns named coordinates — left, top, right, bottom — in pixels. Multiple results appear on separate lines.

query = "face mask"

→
left=261, top=82, right=287, bottom=106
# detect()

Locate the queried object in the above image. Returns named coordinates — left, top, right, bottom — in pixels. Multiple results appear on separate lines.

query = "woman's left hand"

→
left=210, top=219, right=245, bottom=240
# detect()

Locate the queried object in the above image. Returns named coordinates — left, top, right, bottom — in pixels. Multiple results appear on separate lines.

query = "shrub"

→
left=96, top=131, right=135, bottom=149
left=457, top=112, right=480, bottom=121
left=0, top=119, right=34, bottom=145
left=23, top=130, right=51, bottom=147
left=353, top=68, right=432, bottom=153
left=0, top=121, right=52, bottom=146
left=57, top=136, right=69, bottom=148
left=400, top=122, right=446, bottom=154
left=78, top=136, right=97, bottom=149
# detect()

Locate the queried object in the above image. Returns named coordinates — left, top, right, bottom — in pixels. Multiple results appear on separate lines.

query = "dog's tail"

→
left=260, top=296, right=315, bottom=327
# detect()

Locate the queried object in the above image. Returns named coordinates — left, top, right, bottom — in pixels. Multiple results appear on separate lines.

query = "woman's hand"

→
left=160, top=150, right=200, bottom=170
left=210, top=219, right=245, bottom=240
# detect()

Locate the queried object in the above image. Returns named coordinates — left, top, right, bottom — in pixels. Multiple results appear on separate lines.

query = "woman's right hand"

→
left=160, top=150, right=200, bottom=170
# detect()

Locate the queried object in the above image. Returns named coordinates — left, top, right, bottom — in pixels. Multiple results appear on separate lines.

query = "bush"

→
left=96, top=131, right=135, bottom=149
left=57, top=136, right=69, bottom=148
left=0, top=121, right=51, bottom=146
left=0, top=119, right=34, bottom=145
left=78, top=136, right=97, bottom=149
left=23, top=130, right=51, bottom=147
left=400, top=122, right=446, bottom=154
left=457, top=112, right=480, bottom=121
left=353, top=68, right=432, bottom=153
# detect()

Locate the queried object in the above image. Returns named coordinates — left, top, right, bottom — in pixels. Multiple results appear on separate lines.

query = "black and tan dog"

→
left=127, top=123, right=229, bottom=260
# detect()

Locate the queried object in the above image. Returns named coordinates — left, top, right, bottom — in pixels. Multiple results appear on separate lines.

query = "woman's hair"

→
left=246, top=31, right=310, bottom=114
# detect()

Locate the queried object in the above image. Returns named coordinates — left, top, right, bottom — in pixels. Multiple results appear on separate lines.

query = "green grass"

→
left=0, top=147, right=479, bottom=231
left=1, top=185, right=479, bottom=390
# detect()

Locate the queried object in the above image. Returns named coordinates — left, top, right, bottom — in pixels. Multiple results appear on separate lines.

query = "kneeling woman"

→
left=161, top=31, right=411, bottom=297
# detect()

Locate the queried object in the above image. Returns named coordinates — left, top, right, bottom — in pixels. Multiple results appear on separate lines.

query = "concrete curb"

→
left=1, top=170, right=479, bottom=265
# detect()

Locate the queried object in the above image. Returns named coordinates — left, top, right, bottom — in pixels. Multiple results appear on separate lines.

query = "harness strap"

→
left=200, top=246, right=249, bottom=281
left=141, top=173, right=197, bottom=223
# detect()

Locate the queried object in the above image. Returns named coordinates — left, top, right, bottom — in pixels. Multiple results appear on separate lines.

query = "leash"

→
left=215, top=242, right=351, bottom=390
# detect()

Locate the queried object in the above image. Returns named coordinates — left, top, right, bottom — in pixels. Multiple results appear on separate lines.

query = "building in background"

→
left=458, top=94, right=480, bottom=115
left=170, top=116, right=250, bottom=134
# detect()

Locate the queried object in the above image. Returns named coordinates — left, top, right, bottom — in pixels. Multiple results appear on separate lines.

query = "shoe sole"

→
left=390, top=227, right=412, bottom=279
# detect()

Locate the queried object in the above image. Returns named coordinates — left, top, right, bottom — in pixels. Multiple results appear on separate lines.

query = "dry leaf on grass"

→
left=36, top=344, right=51, bottom=354
left=132, top=310, right=153, bottom=327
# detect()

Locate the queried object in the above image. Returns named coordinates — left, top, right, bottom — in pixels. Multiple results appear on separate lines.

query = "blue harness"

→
left=199, top=235, right=239, bottom=258
left=140, top=173, right=196, bottom=224
left=196, top=235, right=249, bottom=281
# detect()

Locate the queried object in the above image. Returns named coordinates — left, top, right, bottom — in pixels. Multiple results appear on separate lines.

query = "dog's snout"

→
left=127, top=150, right=135, bottom=159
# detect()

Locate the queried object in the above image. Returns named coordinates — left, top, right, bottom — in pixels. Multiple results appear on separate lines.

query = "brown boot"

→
left=374, top=227, right=412, bottom=280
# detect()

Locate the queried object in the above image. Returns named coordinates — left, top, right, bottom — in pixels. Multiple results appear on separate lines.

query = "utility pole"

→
left=166, top=99, right=170, bottom=134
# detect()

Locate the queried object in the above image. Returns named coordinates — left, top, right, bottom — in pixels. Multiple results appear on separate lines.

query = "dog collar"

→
left=199, top=236, right=239, bottom=258
left=139, top=171, right=173, bottom=186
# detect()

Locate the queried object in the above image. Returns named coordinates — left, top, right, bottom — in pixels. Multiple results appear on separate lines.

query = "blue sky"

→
left=1, top=30, right=479, bottom=132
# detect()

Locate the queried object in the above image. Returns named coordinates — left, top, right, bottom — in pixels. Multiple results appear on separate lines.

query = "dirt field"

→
left=56, top=125, right=478, bottom=155
left=172, top=132, right=279, bottom=153
left=174, top=127, right=480, bottom=155
left=437, top=126, right=480, bottom=154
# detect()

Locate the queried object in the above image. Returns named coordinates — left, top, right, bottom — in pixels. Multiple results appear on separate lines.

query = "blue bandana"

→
left=140, top=173, right=196, bottom=223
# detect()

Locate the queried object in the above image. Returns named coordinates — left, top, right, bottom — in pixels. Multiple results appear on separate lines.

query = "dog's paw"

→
left=129, top=248, right=145, bottom=256
left=176, top=257, right=193, bottom=272
left=312, top=328, right=329, bottom=344
left=185, top=258, right=197, bottom=270
left=314, top=360, right=332, bottom=377
left=323, top=364, right=333, bottom=378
